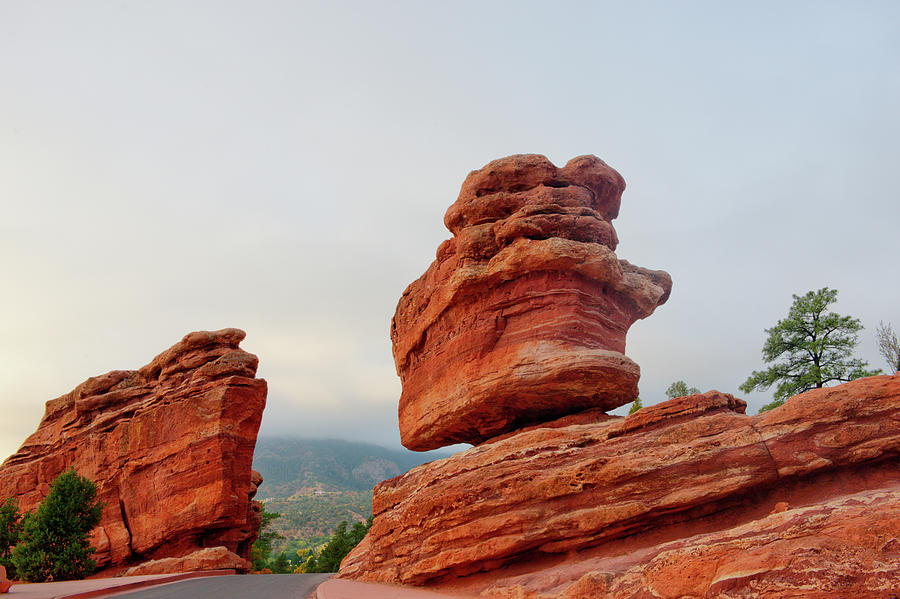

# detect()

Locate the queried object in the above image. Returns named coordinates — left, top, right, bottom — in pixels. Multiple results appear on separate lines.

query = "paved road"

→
left=108, top=573, right=333, bottom=599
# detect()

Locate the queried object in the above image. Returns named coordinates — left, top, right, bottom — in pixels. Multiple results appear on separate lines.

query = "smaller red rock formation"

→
left=121, top=547, right=251, bottom=576
left=392, top=154, right=671, bottom=450
left=0, top=329, right=267, bottom=574
left=340, top=375, right=900, bottom=597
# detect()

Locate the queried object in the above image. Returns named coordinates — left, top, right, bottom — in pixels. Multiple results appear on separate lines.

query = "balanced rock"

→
left=340, top=375, right=900, bottom=597
left=392, top=154, right=672, bottom=450
left=0, top=329, right=267, bottom=574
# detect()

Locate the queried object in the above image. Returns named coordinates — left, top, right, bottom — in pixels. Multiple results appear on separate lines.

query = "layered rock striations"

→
left=393, top=154, right=672, bottom=450
left=0, top=328, right=267, bottom=574
left=342, top=376, right=900, bottom=597
left=342, top=154, right=900, bottom=597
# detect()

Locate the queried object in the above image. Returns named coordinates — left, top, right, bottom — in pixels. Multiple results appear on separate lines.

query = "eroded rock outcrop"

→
left=342, top=154, right=900, bottom=597
left=393, top=154, right=671, bottom=450
left=343, top=376, right=900, bottom=597
left=0, top=329, right=267, bottom=574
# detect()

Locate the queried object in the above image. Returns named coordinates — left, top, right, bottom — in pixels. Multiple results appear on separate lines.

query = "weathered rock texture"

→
left=121, top=546, right=251, bottom=576
left=345, top=155, right=899, bottom=596
left=392, top=154, right=672, bottom=450
left=341, top=375, right=900, bottom=597
left=0, top=329, right=267, bottom=575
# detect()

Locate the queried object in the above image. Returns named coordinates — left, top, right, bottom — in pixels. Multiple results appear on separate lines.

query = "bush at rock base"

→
left=304, top=518, right=371, bottom=573
left=11, top=468, right=103, bottom=582
left=0, top=498, right=21, bottom=579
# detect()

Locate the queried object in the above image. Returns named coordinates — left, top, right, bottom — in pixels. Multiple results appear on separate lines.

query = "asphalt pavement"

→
left=104, top=574, right=333, bottom=599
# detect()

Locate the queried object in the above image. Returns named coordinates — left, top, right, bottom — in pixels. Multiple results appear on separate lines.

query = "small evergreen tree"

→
left=271, top=551, right=291, bottom=574
left=250, top=510, right=282, bottom=571
left=666, top=381, right=700, bottom=399
left=0, top=498, right=22, bottom=578
left=303, top=552, right=318, bottom=573
left=741, top=288, right=881, bottom=412
left=628, top=397, right=642, bottom=414
left=307, top=517, right=372, bottom=573
left=11, top=468, right=103, bottom=582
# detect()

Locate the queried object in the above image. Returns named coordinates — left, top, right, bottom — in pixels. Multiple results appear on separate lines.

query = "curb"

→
left=69, top=570, right=234, bottom=599
left=8, top=570, right=235, bottom=599
left=315, top=579, right=466, bottom=599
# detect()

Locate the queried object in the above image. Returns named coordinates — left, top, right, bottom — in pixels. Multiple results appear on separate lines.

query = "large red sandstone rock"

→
left=340, top=375, right=900, bottom=597
left=0, top=329, right=267, bottom=574
left=392, top=154, right=672, bottom=450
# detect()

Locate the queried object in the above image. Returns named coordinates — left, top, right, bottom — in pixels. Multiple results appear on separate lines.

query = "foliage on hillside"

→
left=264, top=490, right=372, bottom=554
left=250, top=438, right=454, bottom=573
left=252, top=438, right=445, bottom=499
left=250, top=510, right=283, bottom=571
left=304, top=518, right=372, bottom=573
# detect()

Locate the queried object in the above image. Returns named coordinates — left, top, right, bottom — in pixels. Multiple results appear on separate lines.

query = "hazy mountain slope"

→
left=252, top=437, right=448, bottom=499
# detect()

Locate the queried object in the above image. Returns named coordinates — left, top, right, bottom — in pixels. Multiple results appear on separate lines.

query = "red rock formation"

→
left=393, top=154, right=672, bottom=450
left=343, top=155, right=899, bottom=596
left=0, top=329, right=266, bottom=574
left=341, top=375, right=900, bottom=597
left=121, top=547, right=251, bottom=576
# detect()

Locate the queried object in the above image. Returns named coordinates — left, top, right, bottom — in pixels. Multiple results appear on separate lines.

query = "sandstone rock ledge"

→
left=0, top=328, right=267, bottom=574
left=340, top=375, right=900, bottom=598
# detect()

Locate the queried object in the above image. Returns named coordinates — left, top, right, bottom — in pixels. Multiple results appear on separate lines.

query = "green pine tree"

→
left=741, top=288, right=881, bottom=412
left=628, top=397, right=642, bottom=414
left=665, top=381, right=700, bottom=399
left=251, top=510, right=283, bottom=571
left=0, top=497, right=22, bottom=578
left=271, top=551, right=291, bottom=574
left=11, top=468, right=103, bottom=582
left=308, top=517, right=372, bottom=573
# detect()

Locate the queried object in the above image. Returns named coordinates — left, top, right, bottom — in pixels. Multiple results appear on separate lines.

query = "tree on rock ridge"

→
left=876, top=321, right=900, bottom=372
left=665, top=381, right=700, bottom=399
left=741, top=288, right=881, bottom=412
left=628, top=397, right=643, bottom=414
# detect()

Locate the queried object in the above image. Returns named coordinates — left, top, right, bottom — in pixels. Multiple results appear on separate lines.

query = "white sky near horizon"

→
left=1, top=1, right=898, bottom=461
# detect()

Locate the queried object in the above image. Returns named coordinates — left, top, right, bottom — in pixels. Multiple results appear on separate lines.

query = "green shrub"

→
left=305, top=517, right=371, bottom=573
left=0, top=497, right=22, bottom=578
left=271, top=551, right=292, bottom=573
left=250, top=510, right=283, bottom=571
left=11, top=468, right=103, bottom=582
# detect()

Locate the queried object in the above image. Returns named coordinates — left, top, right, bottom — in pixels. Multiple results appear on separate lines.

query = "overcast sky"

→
left=2, top=1, right=898, bottom=461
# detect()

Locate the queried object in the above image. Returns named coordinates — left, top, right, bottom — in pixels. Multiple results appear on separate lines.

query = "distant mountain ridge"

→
left=252, top=437, right=448, bottom=499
